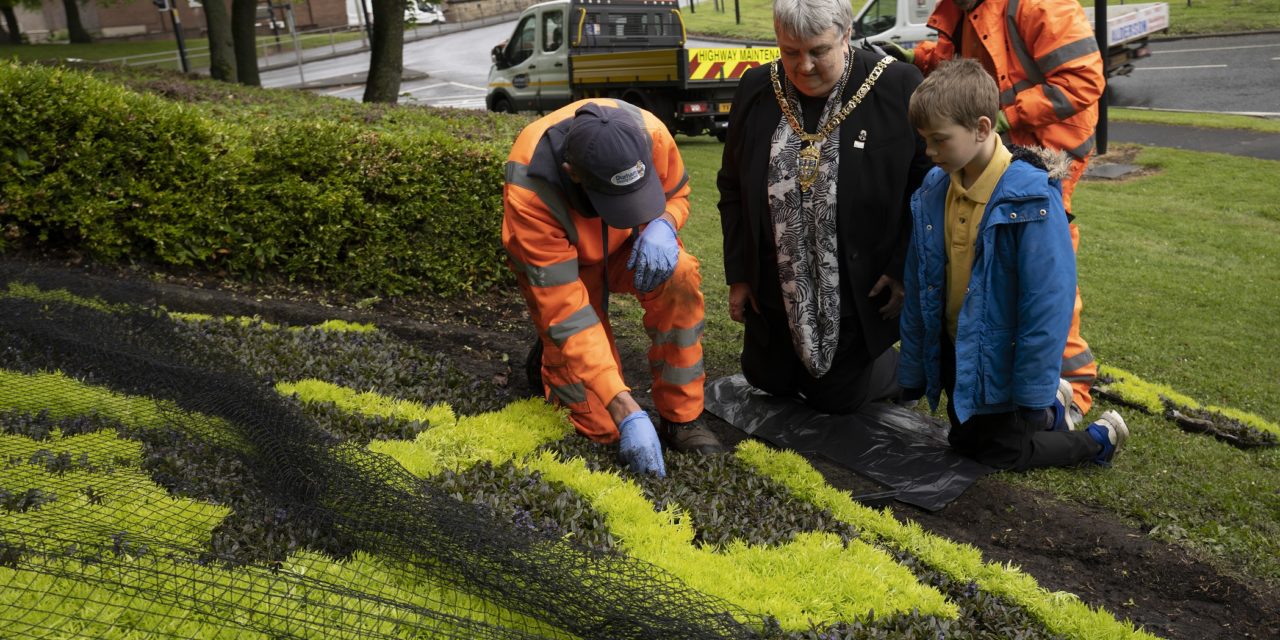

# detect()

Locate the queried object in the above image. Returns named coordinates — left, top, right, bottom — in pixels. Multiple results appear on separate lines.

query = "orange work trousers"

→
left=1061, top=157, right=1097, bottom=414
left=523, top=247, right=706, bottom=443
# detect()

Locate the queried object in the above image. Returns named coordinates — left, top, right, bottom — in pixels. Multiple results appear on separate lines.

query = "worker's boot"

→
left=658, top=415, right=725, bottom=454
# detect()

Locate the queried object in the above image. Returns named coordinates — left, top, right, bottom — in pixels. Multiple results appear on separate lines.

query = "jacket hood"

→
left=1009, top=145, right=1072, bottom=181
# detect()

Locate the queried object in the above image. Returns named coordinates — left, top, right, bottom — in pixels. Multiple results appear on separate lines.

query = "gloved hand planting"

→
left=618, top=410, right=667, bottom=477
left=628, top=217, right=679, bottom=293
left=872, top=40, right=914, bottom=64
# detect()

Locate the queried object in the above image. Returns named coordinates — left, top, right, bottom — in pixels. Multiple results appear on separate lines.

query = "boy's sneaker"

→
left=1050, top=378, right=1078, bottom=432
left=1085, top=410, right=1129, bottom=466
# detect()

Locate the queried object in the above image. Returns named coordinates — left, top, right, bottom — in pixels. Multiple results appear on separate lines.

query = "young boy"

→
left=898, top=58, right=1127, bottom=470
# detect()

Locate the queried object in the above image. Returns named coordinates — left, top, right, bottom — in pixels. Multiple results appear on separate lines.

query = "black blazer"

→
left=717, top=48, right=932, bottom=360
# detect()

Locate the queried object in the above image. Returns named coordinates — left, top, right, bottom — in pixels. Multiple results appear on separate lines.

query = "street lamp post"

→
left=153, top=0, right=190, bottom=73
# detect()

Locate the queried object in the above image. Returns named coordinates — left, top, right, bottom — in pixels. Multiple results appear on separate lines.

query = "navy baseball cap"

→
left=564, top=103, right=665, bottom=229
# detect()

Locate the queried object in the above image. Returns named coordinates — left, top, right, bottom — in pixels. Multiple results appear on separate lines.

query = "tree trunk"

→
left=362, top=0, right=403, bottom=103
left=203, top=0, right=236, bottom=82
left=1, top=6, right=20, bottom=44
left=230, top=0, right=259, bottom=86
left=61, top=0, right=91, bottom=44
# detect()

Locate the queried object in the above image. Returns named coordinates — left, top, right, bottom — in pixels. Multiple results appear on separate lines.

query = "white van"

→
left=853, top=0, right=937, bottom=48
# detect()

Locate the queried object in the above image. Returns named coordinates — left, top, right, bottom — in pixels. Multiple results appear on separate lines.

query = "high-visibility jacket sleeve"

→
left=1004, top=0, right=1105, bottom=130
left=502, top=185, right=630, bottom=414
left=642, top=110, right=692, bottom=231
left=912, top=39, right=948, bottom=77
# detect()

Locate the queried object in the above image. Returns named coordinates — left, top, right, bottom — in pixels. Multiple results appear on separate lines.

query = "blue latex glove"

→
left=618, top=410, right=666, bottom=477
left=627, top=217, right=679, bottom=293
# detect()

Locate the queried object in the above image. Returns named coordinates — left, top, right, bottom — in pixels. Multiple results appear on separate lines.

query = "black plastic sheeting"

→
left=706, top=375, right=993, bottom=512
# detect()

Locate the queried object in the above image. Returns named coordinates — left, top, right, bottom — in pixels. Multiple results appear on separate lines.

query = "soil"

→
left=8, top=255, right=1278, bottom=640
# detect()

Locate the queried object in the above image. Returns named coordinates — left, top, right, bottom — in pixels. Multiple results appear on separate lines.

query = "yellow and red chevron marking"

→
left=687, top=47, right=780, bottom=81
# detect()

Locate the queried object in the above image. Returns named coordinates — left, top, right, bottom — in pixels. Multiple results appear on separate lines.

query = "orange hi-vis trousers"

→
left=518, top=246, right=706, bottom=444
left=1060, top=158, right=1097, bottom=414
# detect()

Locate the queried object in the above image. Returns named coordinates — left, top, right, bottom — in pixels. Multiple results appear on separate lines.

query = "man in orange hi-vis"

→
left=503, top=99, right=724, bottom=477
left=879, top=0, right=1105, bottom=425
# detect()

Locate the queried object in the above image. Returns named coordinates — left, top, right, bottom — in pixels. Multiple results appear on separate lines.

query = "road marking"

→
left=1156, top=42, right=1280, bottom=55
left=322, top=85, right=366, bottom=96
left=1134, top=64, right=1228, bottom=71
left=1118, top=106, right=1280, bottom=118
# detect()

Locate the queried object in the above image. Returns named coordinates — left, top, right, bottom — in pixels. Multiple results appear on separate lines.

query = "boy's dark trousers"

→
left=741, top=305, right=900, bottom=415
left=941, top=337, right=1100, bottom=471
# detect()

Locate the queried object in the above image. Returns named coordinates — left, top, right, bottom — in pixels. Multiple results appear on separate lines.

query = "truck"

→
left=485, top=0, right=778, bottom=139
left=851, top=0, right=1170, bottom=77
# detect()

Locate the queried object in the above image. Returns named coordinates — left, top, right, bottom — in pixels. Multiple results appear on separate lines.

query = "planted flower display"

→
left=0, top=275, right=1165, bottom=639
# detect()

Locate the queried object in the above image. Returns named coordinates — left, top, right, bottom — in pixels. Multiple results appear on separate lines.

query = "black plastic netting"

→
left=0, top=262, right=763, bottom=639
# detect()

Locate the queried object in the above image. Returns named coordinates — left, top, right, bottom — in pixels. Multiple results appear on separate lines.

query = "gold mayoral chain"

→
left=770, top=52, right=894, bottom=192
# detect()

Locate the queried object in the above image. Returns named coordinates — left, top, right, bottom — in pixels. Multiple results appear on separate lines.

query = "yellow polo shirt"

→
left=944, top=144, right=1012, bottom=340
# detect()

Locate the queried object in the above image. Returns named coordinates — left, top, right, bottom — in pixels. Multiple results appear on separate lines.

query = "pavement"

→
left=1103, top=119, right=1280, bottom=161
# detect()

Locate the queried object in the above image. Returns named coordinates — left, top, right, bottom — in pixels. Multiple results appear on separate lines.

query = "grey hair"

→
left=773, top=0, right=853, bottom=40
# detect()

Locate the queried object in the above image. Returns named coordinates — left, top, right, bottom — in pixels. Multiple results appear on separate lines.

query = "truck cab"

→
left=487, top=0, right=575, bottom=114
left=487, top=0, right=685, bottom=115
left=853, top=0, right=937, bottom=48
left=487, top=0, right=773, bottom=138
left=851, top=0, right=1169, bottom=77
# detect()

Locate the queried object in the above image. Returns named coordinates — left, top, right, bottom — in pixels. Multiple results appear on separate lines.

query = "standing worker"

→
left=878, top=0, right=1105, bottom=426
left=503, top=99, right=725, bottom=478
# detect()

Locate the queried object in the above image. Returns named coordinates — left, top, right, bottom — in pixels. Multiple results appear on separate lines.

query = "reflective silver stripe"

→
left=646, top=320, right=704, bottom=348
left=1036, top=37, right=1099, bottom=75
left=999, top=80, right=1036, bottom=107
left=550, top=381, right=588, bottom=405
left=1042, top=84, right=1079, bottom=120
left=652, top=358, right=705, bottom=386
left=1006, top=0, right=1046, bottom=88
left=1067, top=134, right=1096, bottom=159
left=613, top=100, right=653, bottom=150
left=508, top=250, right=579, bottom=288
left=546, top=305, right=600, bottom=347
left=1061, top=347, right=1096, bottom=372
left=1064, top=373, right=1097, bottom=383
left=665, top=171, right=689, bottom=199
left=506, top=160, right=579, bottom=246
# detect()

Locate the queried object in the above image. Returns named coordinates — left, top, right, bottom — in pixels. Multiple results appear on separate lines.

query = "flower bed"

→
left=0, top=280, right=1156, bottom=638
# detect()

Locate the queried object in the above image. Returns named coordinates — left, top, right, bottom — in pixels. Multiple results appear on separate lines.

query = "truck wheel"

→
left=715, top=130, right=728, bottom=143
left=493, top=96, right=515, bottom=114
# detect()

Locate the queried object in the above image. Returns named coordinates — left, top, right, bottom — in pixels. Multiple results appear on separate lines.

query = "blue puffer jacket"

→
left=899, top=147, right=1077, bottom=424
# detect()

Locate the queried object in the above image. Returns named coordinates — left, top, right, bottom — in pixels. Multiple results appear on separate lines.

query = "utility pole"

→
left=154, top=0, right=190, bottom=73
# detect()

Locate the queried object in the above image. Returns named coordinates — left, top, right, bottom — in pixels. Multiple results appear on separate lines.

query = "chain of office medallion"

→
left=770, top=51, right=895, bottom=143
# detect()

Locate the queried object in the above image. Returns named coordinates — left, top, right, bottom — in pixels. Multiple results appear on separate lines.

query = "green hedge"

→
left=0, top=62, right=527, bottom=297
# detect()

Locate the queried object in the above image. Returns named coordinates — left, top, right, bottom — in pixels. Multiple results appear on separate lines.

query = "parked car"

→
left=406, top=1, right=446, bottom=25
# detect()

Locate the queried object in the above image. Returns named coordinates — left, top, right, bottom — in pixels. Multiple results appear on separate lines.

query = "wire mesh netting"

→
left=0, top=262, right=764, bottom=639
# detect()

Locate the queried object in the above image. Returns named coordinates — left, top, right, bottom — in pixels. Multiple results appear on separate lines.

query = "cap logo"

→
left=610, top=161, right=646, bottom=187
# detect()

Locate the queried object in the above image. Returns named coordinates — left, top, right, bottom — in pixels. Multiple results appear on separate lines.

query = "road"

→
left=261, top=22, right=724, bottom=110
left=1108, top=32, right=1280, bottom=116
left=261, top=26, right=1280, bottom=116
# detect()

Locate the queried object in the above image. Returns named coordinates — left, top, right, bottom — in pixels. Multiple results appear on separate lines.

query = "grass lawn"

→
left=683, top=0, right=1280, bottom=39
left=612, top=131, right=1280, bottom=589
left=1110, top=107, right=1280, bottom=133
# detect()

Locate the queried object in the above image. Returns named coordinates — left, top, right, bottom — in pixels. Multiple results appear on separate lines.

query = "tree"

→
left=230, top=0, right=259, bottom=85
left=203, top=0, right=236, bottom=81
left=0, top=1, right=20, bottom=44
left=362, top=0, right=403, bottom=103
left=0, top=0, right=40, bottom=44
left=62, top=0, right=91, bottom=43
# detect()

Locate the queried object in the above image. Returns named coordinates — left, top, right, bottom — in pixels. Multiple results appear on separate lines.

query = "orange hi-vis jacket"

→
left=502, top=99, right=694, bottom=440
left=913, top=0, right=1106, bottom=160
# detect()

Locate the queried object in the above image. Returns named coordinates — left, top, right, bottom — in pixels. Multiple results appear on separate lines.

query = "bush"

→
left=0, top=61, right=525, bottom=297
